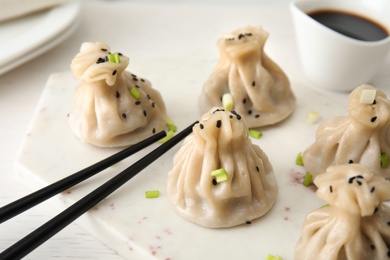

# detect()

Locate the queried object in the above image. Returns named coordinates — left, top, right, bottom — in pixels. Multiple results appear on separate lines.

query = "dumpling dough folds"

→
left=167, top=108, right=278, bottom=228
left=295, top=164, right=390, bottom=260
left=303, top=85, right=390, bottom=178
left=199, top=25, right=296, bottom=128
left=68, top=42, right=167, bottom=147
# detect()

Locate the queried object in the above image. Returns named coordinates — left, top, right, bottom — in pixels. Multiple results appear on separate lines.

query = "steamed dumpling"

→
left=303, top=85, right=390, bottom=178
left=295, top=164, right=390, bottom=260
left=68, top=42, right=168, bottom=147
left=167, top=108, right=278, bottom=228
left=199, top=25, right=296, bottom=128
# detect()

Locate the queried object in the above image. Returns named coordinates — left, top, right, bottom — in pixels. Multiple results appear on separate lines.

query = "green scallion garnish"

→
left=266, top=254, right=282, bottom=260
left=296, top=152, right=304, bottom=166
left=130, top=87, right=141, bottom=99
left=303, top=172, right=312, bottom=186
left=108, top=53, right=121, bottom=63
left=381, top=152, right=389, bottom=168
left=249, top=129, right=262, bottom=139
left=211, top=168, right=228, bottom=183
left=145, top=190, right=160, bottom=198
left=222, top=93, right=234, bottom=111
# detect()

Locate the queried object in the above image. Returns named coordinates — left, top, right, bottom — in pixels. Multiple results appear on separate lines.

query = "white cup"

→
left=290, top=0, right=390, bottom=91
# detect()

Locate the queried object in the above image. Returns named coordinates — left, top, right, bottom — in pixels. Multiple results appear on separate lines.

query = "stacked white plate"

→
left=0, top=2, right=80, bottom=75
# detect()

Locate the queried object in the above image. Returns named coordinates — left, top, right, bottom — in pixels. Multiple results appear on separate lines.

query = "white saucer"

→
left=0, top=2, right=80, bottom=75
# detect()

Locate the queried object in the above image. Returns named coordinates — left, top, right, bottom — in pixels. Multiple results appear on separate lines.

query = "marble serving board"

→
left=15, top=52, right=346, bottom=259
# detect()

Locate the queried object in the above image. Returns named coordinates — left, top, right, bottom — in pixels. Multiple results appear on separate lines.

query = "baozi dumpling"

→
left=199, top=25, right=296, bottom=128
left=303, top=84, right=390, bottom=178
left=295, top=164, right=390, bottom=260
left=68, top=42, right=168, bottom=147
left=167, top=108, right=278, bottom=228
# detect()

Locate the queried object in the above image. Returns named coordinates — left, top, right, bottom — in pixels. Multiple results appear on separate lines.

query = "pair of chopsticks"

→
left=0, top=121, right=197, bottom=259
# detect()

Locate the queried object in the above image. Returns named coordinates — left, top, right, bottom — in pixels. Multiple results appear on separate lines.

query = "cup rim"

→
left=290, top=0, right=390, bottom=46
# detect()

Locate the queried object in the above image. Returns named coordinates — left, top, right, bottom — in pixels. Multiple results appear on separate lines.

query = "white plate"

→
left=15, top=51, right=347, bottom=259
left=0, top=2, right=80, bottom=75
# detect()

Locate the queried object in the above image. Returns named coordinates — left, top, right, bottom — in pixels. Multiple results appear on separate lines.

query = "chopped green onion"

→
left=158, top=130, right=175, bottom=144
left=306, top=111, right=319, bottom=125
left=130, top=87, right=141, bottom=99
left=145, top=190, right=160, bottom=198
left=108, top=53, right=121, bottom=63
left=381, top=152, right=389, bottom=168
left=222, top=93, right=234, bottom=111
left=296, top=152, right=304, bottom=166
left=166, top=117, right=177, bottom=133
left=211, top=168, right=228, bottom=183
left=266, top=254, right=282, bottom=260
left=249, top=129, right=262, bottom=139
left=360, top=89, right=376, bottom=104
left=167, top=124, right=177, bottom=132
left=167, top=116, right=175, bottom=126
left=303, top=172, right=312, bottom=186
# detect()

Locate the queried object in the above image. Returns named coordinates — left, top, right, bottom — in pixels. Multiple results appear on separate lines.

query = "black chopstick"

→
left=0, top=121, right=197, bottom=260
left=0, top=131, right=167, bottom=224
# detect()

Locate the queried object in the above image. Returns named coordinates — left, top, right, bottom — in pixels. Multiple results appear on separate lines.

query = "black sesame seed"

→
left=200, top=124, right=204, bottom=129
left=216, top=120, right=222, bottom=128
left=152, top=128, right=156, bottom=134
left=330, top=185, right=333, bottom=193
left=387, top=221, right=390, bottom=226
left=152, top=102, right=155, bottom=108
left=243, top=98, right=247, bottom=104
left=112, top=70, right=117, bottom=76
left=252, top=81, right=256, bottom=87
left=348, top=176, right=356, bottom=184
left=229, top=115, right=233, bottom=119
left=212, top=179, right=217, bottom=185
left=213, top=108, right=225, bottom=114
left=238, top=33, right=245, bottom=40
left=373, top=99, right=377, bottom=104
left=370, top=244, right=376, bottom=250
left=122, top=113, right=127, bottom=119
left=101, top=48, right=108, bottom=52
left=141, top=79, right=145, bottom=82
left=371, top=186, right=376, bottom=193
left=348, top=160, right=354, bottom=164
left=256, top=166, right=259, bottom=172
left=135, top=85, right=140, bottom=88
left=135, top=101, right=141, bottom=105
left=96, top=57, right=105, bottom=64
left=147, top=94, right=151, bottom=99
left=387, top=250, right=390, bottom=257
left=245, top=33, right=253, bottom=36
left=143, top=110, right=147, bottom=117
left=248, top=110, right=252, bottom=115
left=116, top=91, right=120, bottom=98
left=245, top=221, right=252, bottom=225
left=118, top=52, right=123, bottom=56
left=231, top=111, right=242, bottom=120
left=133, top=77, right=138, bottom=81
left=357, top=180, right=362, bottom=185
left=374, top=207, right=379, bottom=214
left=371, top=116, right=377, bottom=122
